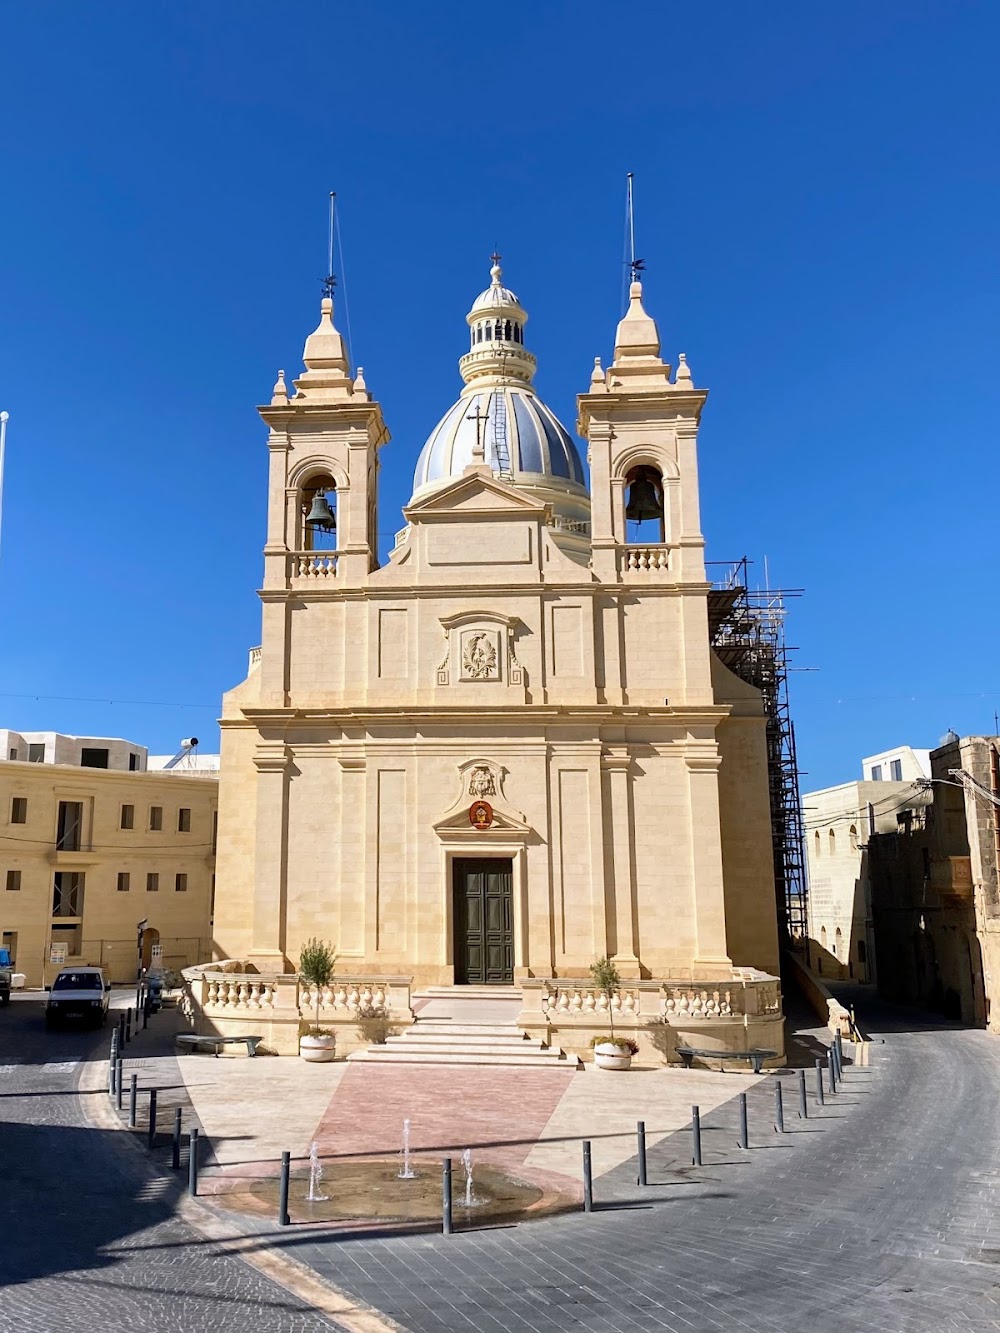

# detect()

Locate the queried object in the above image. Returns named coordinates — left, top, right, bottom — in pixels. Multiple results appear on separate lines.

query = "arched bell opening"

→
left=300, top=472, right=338, bottom=551
left=623, top=464, right=665, bottom=544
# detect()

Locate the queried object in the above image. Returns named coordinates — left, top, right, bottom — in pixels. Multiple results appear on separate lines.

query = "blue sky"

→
left=0, top=1, right=996, bottom=787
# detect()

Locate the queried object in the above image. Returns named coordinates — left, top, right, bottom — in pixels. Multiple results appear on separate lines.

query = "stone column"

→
left=602, top=749, right=641, bottom=977
left=685, top=747, right=733, bottom=975
left=247, top=742, right=291, bottom=972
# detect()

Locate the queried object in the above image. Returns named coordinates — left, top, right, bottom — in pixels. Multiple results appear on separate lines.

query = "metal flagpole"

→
left=0, top=411, right=8, bottom=565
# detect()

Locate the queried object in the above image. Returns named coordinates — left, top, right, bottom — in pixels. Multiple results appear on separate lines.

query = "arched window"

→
left=476, top=325, right=483, bottom=344
left=820, top=926, right=827, bottom=950
left=514, top=324, right=521, bottom=343
left=504, top=319, right=512, bottom=341
left=485, top=324, right=493, bottom=340
left=834, top=927, right=843, bottom=958
left=829, top=829, right=836, bottom=855
left=814, top=830, right=821, bottom=859
left=849, top=824, right=858, bottom=851
left=623, top=464, right=665, bottom=543
left=495, top=320, right=504, bottom=340
left=300, top=472, right=337, bottom=552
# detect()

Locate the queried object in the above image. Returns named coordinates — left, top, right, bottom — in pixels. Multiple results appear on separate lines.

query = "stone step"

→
left=414, top=987, right=523, bottom=1000
left=410, top=1023, right=529, bottom=1038
left=347, top=1049, right=579, bottom=1068
left=380, top=1038, right=563, bottom=1058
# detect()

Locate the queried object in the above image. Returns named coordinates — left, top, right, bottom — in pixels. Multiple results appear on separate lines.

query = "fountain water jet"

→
left=461, top=1148, right=487, bottom=1208
left=307, top=1140, right=328, bottom=1202
left=398, top=1117, right=416, bottom=1180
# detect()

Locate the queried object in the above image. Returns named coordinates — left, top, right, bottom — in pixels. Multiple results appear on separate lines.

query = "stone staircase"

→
left=347, top=987, right=581, bottom=1070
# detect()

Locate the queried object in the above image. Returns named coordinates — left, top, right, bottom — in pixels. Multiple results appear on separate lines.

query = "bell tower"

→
left=578, top=279, right=707, bottom=587
left=255, top=295, right=389, bottom=707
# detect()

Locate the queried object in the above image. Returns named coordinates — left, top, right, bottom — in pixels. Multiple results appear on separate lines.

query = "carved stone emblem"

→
left=461, top=631, right=498, bottom=680
left=468, top=765, right=496, bottom=798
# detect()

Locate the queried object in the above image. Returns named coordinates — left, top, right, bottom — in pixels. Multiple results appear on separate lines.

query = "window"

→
left=129, top=752, right=139, bottom=771
left=149, top=806, right=163, bottom=831
left=175, top=873, right=188, bottom=893
left=178, top=808, right=191, bottom=833
left=871, top=764, right=883, bottom=781
left=2, top=931, right=17, bottom=964
left=56, top=801, right=83, bottom=851
left=211, top=810, right=218, bottom=854
left=51, top=923, right=82, bottom=956
left=52, top=970, right=101, bottom=990
left=857, top=940, right=867, bottom=964
left=834, top=927, right=843, bottom=958
left=814, top=830, right=821, bottom=858
left=829, top=829, right=836, bottom=854
left=28, top=743, right=45, bottom=763
left=120, top=804, right=134, bottom=830
left=11, top=797, right=27, bottom=824
left=80, top=747, right=109, bottom=769
left=6, top=870, right=21, bottom=892
left=890, top=759, right=902, bottom=781
left=849, top=824, right=858, bottom=851
left=52, top=872, right=84, bottom=917
left=146, top=872, right=159, bottom=892
left=117, top=872, right=130, bottom=893
left=8, top=748, right=17, bottom=760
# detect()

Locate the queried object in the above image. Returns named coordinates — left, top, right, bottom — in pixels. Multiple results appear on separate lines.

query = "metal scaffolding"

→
left=707, top=558, right=807, bottom=945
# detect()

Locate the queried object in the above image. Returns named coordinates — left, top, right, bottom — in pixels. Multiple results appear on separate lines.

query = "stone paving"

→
left=0, top=992, right=344, bottom=1333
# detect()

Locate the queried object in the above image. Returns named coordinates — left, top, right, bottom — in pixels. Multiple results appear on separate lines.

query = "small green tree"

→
left=299, top=937, right=337, bottom=1033
left=590, top=955, right=622, bottom=1042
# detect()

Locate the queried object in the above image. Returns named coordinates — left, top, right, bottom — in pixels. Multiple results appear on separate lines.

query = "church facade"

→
left=212, top=257, right=782, bottom=1055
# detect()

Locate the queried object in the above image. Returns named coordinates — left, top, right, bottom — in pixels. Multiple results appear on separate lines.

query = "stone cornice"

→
left=255, top=579, right=713, bottom=602
left=224, top=703, right=732, bottom=729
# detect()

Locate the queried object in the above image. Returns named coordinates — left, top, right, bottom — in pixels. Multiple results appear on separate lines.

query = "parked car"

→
left=45, top=966, right=111, bottom=1028
left=0, top=949, right=12, bottom=1006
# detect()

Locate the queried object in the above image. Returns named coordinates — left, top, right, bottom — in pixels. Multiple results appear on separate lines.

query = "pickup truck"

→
left=0, top=949, right=13, bottom=1005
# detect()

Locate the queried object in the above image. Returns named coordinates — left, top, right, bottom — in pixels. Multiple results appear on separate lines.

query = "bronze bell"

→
left=304, top=491, right=336, bottom=532
left=625, top=473, right=663, bottom=523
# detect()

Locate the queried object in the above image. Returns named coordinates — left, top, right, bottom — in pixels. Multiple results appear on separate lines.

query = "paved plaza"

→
left=4, top=987, right=1000, bottom=1331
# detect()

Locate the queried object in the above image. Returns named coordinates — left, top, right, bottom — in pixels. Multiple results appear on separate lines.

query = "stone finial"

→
left=591, top=356, right=603, bottom=384
left=294, top=295, right=353, bottom=401
left=675, top=353, right=693, bottom=387
left=353, top=365, right=368, bottom=397
left=270, top=369, right=288, bottom=404
left=612, top=279, right=661, bottom=362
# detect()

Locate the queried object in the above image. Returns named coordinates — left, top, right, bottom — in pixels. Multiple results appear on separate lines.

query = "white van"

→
left=45, top=966, right=111, bottom=1028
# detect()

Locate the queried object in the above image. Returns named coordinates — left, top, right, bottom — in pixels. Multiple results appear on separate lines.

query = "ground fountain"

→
left=306, top=1140, right=328, bottom=1203
left=398, top=1117, right=416, bottom=1180
left=460, top=1147, right=487, bottom=1209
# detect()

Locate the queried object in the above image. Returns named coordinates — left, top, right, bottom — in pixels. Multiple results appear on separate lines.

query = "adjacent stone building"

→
left=210, top=257, right=785, bottom=1059
left=0, top=733, right=217, bottom=985
left=869, top=735, right=1000, bottom=1027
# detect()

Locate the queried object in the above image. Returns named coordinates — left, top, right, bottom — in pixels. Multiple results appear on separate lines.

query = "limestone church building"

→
left=213, top=256, right=781, bottom=1022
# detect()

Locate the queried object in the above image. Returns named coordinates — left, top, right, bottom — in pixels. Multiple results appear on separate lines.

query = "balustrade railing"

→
left=621, top=545, right=670, bottom=573
left=526, top=974, right=781, bottom=1023
left=290, top=551, right=338, bottom=580
left=188, top=969, right=412, bottom=1023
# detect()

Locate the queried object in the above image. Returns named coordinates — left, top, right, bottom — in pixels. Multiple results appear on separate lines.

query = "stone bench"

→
left=176, top=1033, right=263, bottom=1058
left=675, top=1046, right=776, bottom=1075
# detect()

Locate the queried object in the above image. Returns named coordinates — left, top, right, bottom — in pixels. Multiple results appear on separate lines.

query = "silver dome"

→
left=412, top=386, right=586, bottom=493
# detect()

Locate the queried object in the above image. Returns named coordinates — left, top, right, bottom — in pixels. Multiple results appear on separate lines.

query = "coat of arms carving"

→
left=468, top=765, right=496, bottom=797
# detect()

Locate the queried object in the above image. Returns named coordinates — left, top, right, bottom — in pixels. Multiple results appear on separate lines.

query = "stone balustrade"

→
left=291, top=551, right=338, bottom=580
left=621, top=545, right=670, bottom=574
left=181, top=967, right=414, bottom=1055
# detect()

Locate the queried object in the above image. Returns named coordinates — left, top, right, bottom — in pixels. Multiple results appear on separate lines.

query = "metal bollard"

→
left=774, top=1081, right=785, bottom=1134
left=188, top=1127, right=199, bottom=1196
left=118, top=1014, right=126, bottom=1047
left=172, top=1107, right=182, bottom=1170
left=125, top=1007, right=132, bottom=1043
left=442, top=1158, right=453, bottom=1235
left=278, top=1151, right=291, bottom=1226
left=129, top=1073, right=138, bottom=1127
left=147, top=1089, right=158, bottom=1148
left=738, top=1092, right=749, bottom=1150
left=142, top=1003, right=149, bottom=1030
left=135, top=983, right=142, bottom=1014
left=692, top=1105, right=702, bottom=1166
left=582, top=1140, right=593, bottom=1213
left=798, top=1068, right=808, bottom=1119
left=108, top=1036, right=118, bottom=1095
left=827, top=1047, right=837, bottom=1093
left=815, top=1058, right=825, bottom=1107
left=637, top=1121, right=647, bottom=1186
left=115, top=1058, right=124, bottom=1111
left=834, top=1032, right=844, bottom=1081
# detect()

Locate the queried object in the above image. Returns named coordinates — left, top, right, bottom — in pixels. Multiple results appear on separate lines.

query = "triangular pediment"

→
left=404, top=470, right=549, bottom=522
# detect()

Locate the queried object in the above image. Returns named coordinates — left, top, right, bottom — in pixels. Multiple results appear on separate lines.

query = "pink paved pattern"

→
left=312, top=1064, right=575, bottom=1181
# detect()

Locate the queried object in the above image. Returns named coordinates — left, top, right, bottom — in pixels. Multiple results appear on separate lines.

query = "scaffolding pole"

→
left=707, top=559, right=807, bottom=945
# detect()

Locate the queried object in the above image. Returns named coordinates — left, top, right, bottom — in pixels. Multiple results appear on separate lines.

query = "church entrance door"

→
left=453, top=858, right=514, bottom=985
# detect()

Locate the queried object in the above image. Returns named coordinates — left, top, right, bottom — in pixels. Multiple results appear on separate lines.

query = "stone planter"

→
left=300, top=1034, right=337, bottom=1063
left=593, top=1041, right=633, bottom=1070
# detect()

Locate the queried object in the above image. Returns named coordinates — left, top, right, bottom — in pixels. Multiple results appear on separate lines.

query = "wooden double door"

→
left=453, top=857, right=514, bottom=985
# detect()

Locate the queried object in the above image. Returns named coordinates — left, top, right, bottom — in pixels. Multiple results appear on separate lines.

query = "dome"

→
left=413, top=386, right=586, bottom=491
left=470, top=263, right=524, bottom=314
left=410, top=258, right=589, bottom=524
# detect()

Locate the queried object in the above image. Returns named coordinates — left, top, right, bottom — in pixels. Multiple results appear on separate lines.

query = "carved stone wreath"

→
left=462, top=632, right=497, bottom=680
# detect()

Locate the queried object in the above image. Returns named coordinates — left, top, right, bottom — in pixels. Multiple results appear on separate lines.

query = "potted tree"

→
left=299, top=937, right=338, bottom=1062
left=589, top=956, right=639, bottom=1070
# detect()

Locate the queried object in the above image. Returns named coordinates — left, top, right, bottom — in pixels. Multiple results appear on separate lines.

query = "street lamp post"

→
left=136, top=917, right=148, bottom=985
